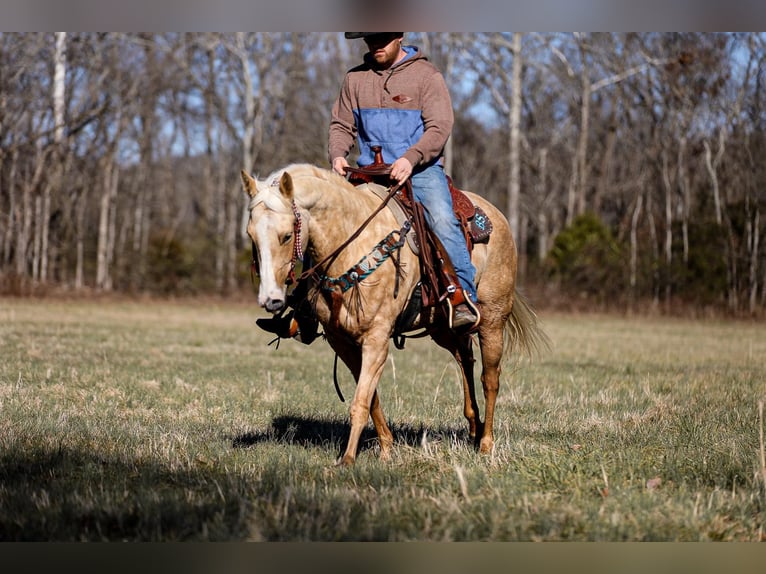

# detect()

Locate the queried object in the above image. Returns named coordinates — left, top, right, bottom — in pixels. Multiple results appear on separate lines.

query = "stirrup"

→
left=446, top=291, right=481, bottom=332
left=293, top=302, right=320, bottom=345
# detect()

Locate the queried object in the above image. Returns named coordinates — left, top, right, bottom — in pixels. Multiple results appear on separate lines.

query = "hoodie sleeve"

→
left=328, top=75, right=357, bottom=164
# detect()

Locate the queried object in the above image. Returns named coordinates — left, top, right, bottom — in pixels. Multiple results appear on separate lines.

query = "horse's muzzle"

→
left=264, top=298, right=285, bottom=313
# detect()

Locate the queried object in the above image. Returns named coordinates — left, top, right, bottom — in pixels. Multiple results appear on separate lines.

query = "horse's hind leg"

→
left=477, top=321, right=505, bottom=454
left=433, top=331, right=481, bottom=443
left=370, top=389, right=394, bottom=460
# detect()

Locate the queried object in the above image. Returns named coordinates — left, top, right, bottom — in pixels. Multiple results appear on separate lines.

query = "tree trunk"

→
left=572, top=35, right=598, bottom=218
left=43, top=32, right=66, bottom=284
left=75, top=192, right=86, bottom=289
left=536, top=147, right=549, bottom=263
left=646, top=186, right=660, bottom=306
left=748, top=206, right=759, bottom=314
left=566, top=155, right=577, bottom=227
left=17, top=146, right=47, bottom=280
left=630, top=190, right=644, bottom=307
left=678, top=137, right=690, bottom=265
left=576, top=73, right=591, bottom=217
left=661, top=150, right=673, bottom=309
left=593, top=113, right=616, bottom=214
left=507, top=32, right=522, bottom=245
left=32, top=193, right=42, bottom=281
left=230, top=32, right=259, bottom=291
left=96, top=158, right=113, bottom=291
left=703, top=135, right=723, bottom=226
left=0, top=153, right=11, bottom=266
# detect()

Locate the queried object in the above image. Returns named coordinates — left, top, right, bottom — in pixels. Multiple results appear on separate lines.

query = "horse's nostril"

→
left=265, top=299, right=285, bottom=313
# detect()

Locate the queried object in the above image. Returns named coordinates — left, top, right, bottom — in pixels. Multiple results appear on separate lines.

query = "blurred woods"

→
left=1, top=32, right=765, bottom=315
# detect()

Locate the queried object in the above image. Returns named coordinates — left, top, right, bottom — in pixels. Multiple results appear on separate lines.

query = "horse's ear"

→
left=240, top=170, right=257, bottom=198
left=279, top=171, right=294, bottom=200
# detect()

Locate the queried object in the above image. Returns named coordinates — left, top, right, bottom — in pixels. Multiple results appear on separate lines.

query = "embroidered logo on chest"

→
left=392, top=94, right=413, bottom=104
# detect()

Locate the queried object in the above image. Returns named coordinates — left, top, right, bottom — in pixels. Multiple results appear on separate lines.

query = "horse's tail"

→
left=503, top=289, right=552, bottom=362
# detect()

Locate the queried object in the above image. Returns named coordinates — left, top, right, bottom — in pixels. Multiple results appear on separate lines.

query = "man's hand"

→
left=390, top=157, right=413, bottom=184
left=332, top=157, right=350, bottom=176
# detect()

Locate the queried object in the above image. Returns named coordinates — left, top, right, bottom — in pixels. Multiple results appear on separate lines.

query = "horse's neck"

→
left=301, top=181, right=379, bottom=264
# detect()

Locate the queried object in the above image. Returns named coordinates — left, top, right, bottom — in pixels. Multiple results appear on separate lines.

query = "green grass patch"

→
left=1, top=299, right=765, bottom=540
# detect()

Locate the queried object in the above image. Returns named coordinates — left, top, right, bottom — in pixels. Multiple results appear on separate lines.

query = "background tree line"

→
left=1, top=32, right=765, bottom=315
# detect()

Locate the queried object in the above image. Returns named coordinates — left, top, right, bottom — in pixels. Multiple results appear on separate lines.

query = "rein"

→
left=298, top=181, right=403, bottom=285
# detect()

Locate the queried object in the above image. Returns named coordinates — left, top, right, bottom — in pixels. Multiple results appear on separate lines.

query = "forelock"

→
left=248, top=170, right=290, bottom=213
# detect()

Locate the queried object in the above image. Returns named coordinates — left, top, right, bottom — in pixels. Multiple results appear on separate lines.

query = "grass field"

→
left=1, top=296, right=765, bottom=541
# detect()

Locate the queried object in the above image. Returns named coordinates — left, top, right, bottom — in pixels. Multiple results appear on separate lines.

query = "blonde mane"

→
left=248, top=163, right=353, bottom=212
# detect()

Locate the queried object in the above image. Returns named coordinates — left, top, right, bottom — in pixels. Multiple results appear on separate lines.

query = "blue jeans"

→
left=409, top=164, right=477, bottom=301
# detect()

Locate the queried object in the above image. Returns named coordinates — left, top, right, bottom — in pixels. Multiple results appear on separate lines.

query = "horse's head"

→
left=240, top=169, right=304, bottom=314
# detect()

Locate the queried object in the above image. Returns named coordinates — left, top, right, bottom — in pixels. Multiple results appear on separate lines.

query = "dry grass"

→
left=1, top=298, right=765, bottom=540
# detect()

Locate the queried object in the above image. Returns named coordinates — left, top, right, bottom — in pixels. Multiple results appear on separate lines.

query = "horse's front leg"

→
left=338, top=335, right=391, bottom=466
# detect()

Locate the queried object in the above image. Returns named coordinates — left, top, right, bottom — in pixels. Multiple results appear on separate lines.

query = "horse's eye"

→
left=280, top=232, right=292, bottom=245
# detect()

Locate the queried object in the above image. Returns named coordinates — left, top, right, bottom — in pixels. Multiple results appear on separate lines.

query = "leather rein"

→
left=297, top=181, right=403, bottom=287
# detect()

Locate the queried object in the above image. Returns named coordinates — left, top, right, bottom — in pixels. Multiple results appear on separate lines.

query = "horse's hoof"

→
left=335, top=455, right=355, bottom=467
left=479, top=437, right=494, bottom=454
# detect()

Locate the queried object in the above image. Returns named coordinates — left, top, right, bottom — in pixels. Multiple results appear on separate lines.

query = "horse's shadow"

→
left=231, top=414, right=471, bottom=456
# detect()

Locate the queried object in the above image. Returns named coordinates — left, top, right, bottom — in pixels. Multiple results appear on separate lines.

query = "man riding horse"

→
left=259, top=32, right=480, bottom=342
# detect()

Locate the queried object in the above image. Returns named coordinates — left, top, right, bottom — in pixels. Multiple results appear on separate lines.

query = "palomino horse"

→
left=241, top=164, right=547, bottom=466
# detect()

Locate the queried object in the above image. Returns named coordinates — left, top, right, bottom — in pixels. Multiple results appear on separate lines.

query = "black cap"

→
left=345, top=32, right=403, bottom=39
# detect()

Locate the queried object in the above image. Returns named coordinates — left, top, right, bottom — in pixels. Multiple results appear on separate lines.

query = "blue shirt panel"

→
left=353, top=108, right=424, bottom=166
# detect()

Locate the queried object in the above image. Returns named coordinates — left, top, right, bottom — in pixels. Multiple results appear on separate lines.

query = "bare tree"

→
left=0, top=32, right=764, bottom=313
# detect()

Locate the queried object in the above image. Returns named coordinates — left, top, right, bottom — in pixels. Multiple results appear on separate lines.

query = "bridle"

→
left=250, top=199, right=304, bottom=287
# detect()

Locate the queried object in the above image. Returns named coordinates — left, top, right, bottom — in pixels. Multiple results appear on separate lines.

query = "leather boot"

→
left=448, top=290, right=481, bottom=332
left=256, top=310, right=299, bottom=339
left=256, top=299, right=320, bottom=345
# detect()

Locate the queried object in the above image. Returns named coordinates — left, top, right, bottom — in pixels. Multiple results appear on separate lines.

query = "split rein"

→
left=293, top=181, right=409, bottom=295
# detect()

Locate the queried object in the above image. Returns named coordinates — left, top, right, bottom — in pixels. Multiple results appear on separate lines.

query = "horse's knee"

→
left=481, top=372, right=500, bottom=395
left=349, top=402, right=369, bottom=424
